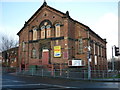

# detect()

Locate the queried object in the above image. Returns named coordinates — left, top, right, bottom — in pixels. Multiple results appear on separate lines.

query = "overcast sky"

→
left=0, top=0, right=119, bottom=59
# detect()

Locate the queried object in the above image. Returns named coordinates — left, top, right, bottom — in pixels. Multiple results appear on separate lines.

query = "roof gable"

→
left=17, top=2, right=106, bottom=43
left=17, top=2, right=66, bottom=35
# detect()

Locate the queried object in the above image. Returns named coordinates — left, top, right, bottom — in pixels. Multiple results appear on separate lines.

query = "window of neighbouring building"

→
left=55, top=23, right=60, bottom=37
left=32, top=48, right=36, bottom=58
left=33, top=28, right=37, bottom=40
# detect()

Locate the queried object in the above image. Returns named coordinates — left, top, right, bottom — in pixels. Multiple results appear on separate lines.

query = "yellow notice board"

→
left=54, top=46, right=61, bottom=57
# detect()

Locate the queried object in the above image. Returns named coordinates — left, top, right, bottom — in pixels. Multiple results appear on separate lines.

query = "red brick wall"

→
left=18, top=5, right=107, bottom=70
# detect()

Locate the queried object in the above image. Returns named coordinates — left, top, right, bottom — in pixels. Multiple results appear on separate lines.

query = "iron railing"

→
left=2, top=67, right=120, bottom=80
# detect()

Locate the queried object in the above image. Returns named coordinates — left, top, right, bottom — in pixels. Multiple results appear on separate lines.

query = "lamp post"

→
left=87, top=46, right=91, bottom=79
left=87, top=29, right=91, bottom=80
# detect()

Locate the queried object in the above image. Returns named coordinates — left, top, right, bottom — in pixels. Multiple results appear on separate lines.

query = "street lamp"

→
left=87, top=46, right=91, bottom=79
left=87, top=29, right=91, bottom=80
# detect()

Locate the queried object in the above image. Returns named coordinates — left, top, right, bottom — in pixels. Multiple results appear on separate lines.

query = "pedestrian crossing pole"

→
left=112, top=45, right=118, bottom=79
left=112, top=46, right=114, bottom=72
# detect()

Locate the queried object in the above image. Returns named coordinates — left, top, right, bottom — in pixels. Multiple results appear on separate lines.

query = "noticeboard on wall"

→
left=68, top=60, right=85, bottom=66
left=54, top=46, right=61, bottom=57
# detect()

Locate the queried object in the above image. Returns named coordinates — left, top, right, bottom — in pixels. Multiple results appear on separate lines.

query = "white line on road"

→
left=3, top=78, right=77, bottom=89
left=3, top=79, right=25, bottom=83
left=3, top=83, right=41, bottom=87
left=3, top=83, right=77, bottom=89
left=39, top=83, right=77, bottom=89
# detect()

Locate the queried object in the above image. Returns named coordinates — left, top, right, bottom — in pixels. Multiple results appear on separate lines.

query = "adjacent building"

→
left=2, top=47, right=18, bottom=68
left=17, top=2, right=108, bottom=71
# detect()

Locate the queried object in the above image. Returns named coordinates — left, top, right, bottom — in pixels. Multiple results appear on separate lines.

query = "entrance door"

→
left=42, top=49, right=49, bottom=65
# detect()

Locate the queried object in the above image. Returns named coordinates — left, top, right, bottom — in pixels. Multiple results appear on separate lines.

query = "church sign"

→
left=54, top=46, right=61, bottom=57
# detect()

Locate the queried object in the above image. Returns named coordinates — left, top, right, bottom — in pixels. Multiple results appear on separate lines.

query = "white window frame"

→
left=33, top=28, right=37, bottom=40
left=32, top=48, right=36, bottom=58
left=55, top=24, right=60, bottom=37
left=22, top=42, right=25, bottom=51
left=41, top=26, right=45, bottom=39
left=95, top=55, right=97, bottom=65
left=46, top=25, right=51, bottom=38
left=98, top=45, right=99, bottom=55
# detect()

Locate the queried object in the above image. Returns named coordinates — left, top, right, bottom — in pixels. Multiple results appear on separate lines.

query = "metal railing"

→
left=14, top=68, right=120, bottom=80
left=2, top=67, right=120, bottom=80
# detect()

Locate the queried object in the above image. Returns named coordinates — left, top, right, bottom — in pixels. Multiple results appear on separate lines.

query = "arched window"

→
left=33, top=28, right=37, bottom=40
left=32, top=48, right=36, bottom=58
left=41, top=26, right=45, bottom=39
left=46, top=25, right=51, bottom=38
left=55, top=23, right=60, bottom=37
left=98, top=45, right=100, bottom=56
left=39, top=20, right=52, bottom=39
left=22, top=42, right=25, bottom=51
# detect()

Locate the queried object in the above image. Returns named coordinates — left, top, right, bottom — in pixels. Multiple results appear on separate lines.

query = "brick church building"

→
left=17, top=1, right=108, bottom=71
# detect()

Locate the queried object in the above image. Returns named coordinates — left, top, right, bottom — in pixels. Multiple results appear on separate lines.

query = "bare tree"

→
left=0, top=34, right=18, bottom=52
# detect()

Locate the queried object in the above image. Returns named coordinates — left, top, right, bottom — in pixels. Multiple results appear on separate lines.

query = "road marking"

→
left=12, top=80, right=25, bottom=83
left=3, top=80, right=24, bottom=83
left=39, top=83, right=76, bottom=89
left=3, top=78, right=77, bottom=89
left=3, top=79, right=25, bottom=83
left=3, top=84, right=41, bottom=87
left=2, top=83, right=77, bottom=89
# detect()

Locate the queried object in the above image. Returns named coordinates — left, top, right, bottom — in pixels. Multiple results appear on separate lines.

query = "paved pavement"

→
left=91, top=78, right=120, bottom=82
left=2, top=73, right=120, bottom=90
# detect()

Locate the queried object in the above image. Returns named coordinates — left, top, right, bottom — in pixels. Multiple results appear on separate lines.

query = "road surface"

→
left=2, top=73, right=120, bottom=90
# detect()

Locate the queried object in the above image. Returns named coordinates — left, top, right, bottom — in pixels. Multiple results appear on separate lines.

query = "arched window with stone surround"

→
left=41, top=26, right=45, bottom=39
left=39, top=20, right=52, bottom=39
left=33, top=27, right=37, bottom=40
left=22, top=42, right=25, bottom=51
left=46, top=25, right=51, bottom=38
left=55, top=23, right=60, bottom=37
left=32, top=48, right=36, bottom=58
